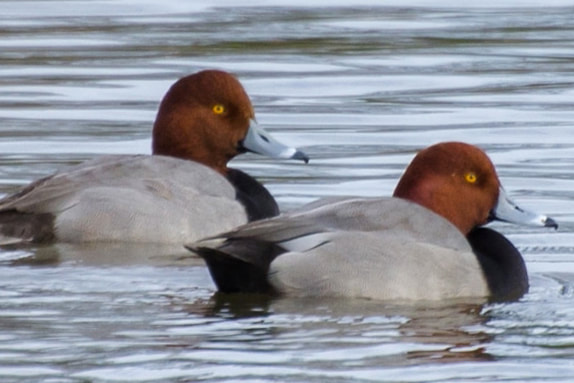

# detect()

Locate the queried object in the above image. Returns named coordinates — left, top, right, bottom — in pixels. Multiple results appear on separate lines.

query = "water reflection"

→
left=181, top=293, right=495, bottom=366
left=1, top=242, right=197, bottom=267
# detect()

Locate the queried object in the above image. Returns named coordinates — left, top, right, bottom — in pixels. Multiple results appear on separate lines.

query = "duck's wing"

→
left=0, top=155, right=241, bottom=244
left=189, top=196, right=472, bottom=295
left=0, top=155, right=236, bottom=213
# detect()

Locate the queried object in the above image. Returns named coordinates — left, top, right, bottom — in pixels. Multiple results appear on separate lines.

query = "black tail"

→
left=189, top=237, right=286, bottom=294
left=0, top=211, right=55, bottom=244
left=191, top=245, right=275, bottom=294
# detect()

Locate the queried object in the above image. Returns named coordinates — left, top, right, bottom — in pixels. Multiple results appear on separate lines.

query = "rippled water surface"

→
left=1, top=1, right=574, bottom=382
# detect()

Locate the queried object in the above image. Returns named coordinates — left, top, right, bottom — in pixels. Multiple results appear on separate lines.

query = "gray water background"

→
left=1, top=1, right=574, bottom=382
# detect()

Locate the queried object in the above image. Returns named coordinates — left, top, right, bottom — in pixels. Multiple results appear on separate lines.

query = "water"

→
left=1, top=1, right=574, bottom=381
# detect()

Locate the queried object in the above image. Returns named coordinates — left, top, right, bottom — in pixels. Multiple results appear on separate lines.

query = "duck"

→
left=189, top=142, right=557, bottom=302
left=0, top=70, right=308, bottom=244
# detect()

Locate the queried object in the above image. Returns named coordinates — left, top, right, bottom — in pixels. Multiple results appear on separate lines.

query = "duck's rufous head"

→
left=152, top=70, right=308, bottom=174
left=393, top=142, right=557, bottom=234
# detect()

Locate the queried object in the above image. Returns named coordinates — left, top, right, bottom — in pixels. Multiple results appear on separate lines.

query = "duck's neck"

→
left=152, top=146, right=229, bottom=176
left=394, top=176, right=474, bottom=235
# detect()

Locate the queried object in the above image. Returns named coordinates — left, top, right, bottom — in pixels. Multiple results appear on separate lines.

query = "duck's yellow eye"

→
left=465, top=172, right=477, bottom=184
left=212, top=104, right=225, bottom=115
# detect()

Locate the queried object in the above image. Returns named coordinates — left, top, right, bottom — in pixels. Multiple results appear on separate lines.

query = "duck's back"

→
left=235, top=197, right=472, bottom=251
left=0, top=155, right=247, bottom=244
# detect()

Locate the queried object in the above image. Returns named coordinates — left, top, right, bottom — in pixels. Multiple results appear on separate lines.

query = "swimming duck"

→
left=190, top=142, right=557, bottom=302
left=0, top=70, right=308, bottom=244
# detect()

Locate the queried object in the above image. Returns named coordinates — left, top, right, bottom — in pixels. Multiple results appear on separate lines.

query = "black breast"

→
left=226, top=168, right=280, bottom=221
left=467, top=227, right=529, bottom=302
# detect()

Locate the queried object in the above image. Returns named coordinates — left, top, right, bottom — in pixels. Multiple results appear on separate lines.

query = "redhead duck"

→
left=189, top=142, right=557, bottom=302
left=0, top=70, right=308, bottom=244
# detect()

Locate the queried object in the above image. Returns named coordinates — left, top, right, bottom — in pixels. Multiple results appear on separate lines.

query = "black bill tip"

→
left=544, top=216, right=559, bottom=230
left=293, top=150, right=309, bottom=164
